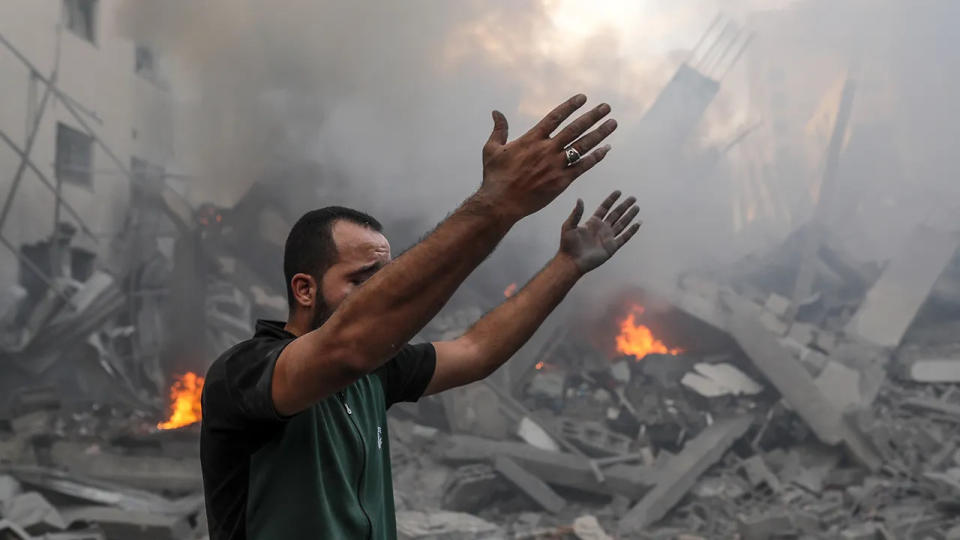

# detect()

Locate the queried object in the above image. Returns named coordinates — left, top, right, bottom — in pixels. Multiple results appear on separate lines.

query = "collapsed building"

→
left=1, top=3, right=959, bottom=540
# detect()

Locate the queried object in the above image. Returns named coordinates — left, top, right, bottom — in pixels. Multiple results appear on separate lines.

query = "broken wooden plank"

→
left=846, top=224, right=960, bottom=348
left=618, top=415, right=753, bottom=534
left=494, top=456, right=565, bottom=514
left=438, top=434, right=656, bottom=499
left=723, top=294, right=882, bottom=470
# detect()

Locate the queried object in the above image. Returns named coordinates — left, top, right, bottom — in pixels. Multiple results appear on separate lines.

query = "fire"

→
left=615, top=306, right=681, bottom=360
left=535, top=361, right=544, bottom=370
left=157, top=372, right=204, bottom=430
left=504, top=282, right=518, bottom=298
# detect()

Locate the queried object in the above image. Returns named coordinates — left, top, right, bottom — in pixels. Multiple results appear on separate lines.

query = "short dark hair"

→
left=283, top=206, right=383, bottom=310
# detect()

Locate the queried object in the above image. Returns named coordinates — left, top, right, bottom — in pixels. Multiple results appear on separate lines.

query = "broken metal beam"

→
left=618, top=415, right=753, bottom=534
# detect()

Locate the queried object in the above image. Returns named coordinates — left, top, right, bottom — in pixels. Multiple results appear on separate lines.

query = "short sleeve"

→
left=374, top=343, right=437, bottom=408
left=220, top=338, right=294, bottom=423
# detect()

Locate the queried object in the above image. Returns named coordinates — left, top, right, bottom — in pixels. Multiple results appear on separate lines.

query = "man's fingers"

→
left=563, top=199, right=584, bottom=231
left=566, top=145, right=612, bottom=184
left=615, top=222, right=642, bottom=250
left=612, top=205, right=640, bottom=235
left=591, top=189, right=621, bottom=220
left=485, top=110, right=509, bottom=150
left=605, top=196, right=637, bottom=227
left=565, top=119, right=617, bottom=164
left=553, top=103, right=611, bottom=147
left=529, top=94, right=587, bottom=139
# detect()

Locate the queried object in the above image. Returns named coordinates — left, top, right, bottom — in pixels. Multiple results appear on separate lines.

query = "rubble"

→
left=0, top=92, right=956, bottom=540
left=618, top=415, right=753, bottom=533
left=493, top=456, right=566, bottom=514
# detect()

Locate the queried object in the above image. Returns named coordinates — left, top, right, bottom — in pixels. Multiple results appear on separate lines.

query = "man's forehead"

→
left=331, top=220, right=390, bottom=260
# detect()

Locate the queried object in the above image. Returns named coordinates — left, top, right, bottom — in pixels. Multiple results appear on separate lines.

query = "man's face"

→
left=312, top=220, right=391, bottom=328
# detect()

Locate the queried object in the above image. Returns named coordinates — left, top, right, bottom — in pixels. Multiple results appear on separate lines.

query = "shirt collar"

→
left=254, top=319, right=297, bottom=340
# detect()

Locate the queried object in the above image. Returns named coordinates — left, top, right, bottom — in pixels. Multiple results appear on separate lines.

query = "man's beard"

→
left=309, top=300, right=334, bottom=331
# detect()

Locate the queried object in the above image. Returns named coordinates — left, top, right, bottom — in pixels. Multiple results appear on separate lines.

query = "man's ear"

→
left=290, top=273, right=317, bottom=309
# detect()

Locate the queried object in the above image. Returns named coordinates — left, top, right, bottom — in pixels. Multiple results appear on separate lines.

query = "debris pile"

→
left=1, top=219, right=959, bottom=539
left=382, top=221, right=960, bottom=539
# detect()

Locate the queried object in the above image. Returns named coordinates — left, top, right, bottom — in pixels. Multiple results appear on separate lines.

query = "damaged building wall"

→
left=0, top=0, right=182, bottom=292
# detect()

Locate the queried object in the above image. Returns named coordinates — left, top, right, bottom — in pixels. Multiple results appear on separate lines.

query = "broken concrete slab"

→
left=2, top=491, right=66, bottom=534
left=740, top=455, right=780, bottom=492
left=556, top=418, right=632, bottom=457
left=49, top=442, right=202, bottom=494
left=846, top=224, right=960, bottom=348
left=439, top=435, right=656, bottom=499
left=723, top=294, right=882, bottom=470
left=899, top=353, right=960, bottom=383
left=396, top=510, right=502, bottom=539
left=815, top=360, right=864, bottom=413
left=3, top=465, right=203, bottom=515
left=0, top=519, right=30, bottom=540
left=441, top=464, right=505, bottom=513
left=0, top=474, right=22, bottom=506
left=516, top=417, right=560, bottom=452
left=572, top=515, right=612, bottom=540
left=901, top=397, right=960, bottom=421
left=59, top=506, right=192, bottom=540
left=681, top=362, right=762, bottom=397
left=618, top=415, right=753, bottom=534
left=494, top=456, right=565, bottom=514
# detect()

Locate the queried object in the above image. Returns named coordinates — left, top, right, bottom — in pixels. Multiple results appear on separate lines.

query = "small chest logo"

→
left=377, top=426, right=383, bottom=450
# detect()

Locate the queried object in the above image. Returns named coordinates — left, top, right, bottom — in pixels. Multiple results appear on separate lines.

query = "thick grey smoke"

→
left=114, top=0, right=960, bottom=311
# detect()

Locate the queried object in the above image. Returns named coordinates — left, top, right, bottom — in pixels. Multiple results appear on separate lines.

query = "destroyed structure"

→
left=1, top=4, right=960, bottom=540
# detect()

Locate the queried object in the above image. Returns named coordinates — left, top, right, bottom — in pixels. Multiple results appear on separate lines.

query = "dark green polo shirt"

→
left=200, top=320, right=436, bottom=540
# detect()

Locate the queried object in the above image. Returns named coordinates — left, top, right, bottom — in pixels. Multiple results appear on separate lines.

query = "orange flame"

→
left=157, top=372, right=204, bottom=430
left=615, top=306, right=681, bottom=360
left=504, top=283, right=518, bottom=298
left=535, top=361, right=545, bottom=370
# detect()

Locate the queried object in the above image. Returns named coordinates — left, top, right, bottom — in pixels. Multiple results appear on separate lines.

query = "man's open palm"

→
left=559, top=191, right=641, bottom=273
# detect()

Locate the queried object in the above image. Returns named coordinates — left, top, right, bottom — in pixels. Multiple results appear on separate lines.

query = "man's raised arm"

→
left=272, top=94, right=618, bottom=415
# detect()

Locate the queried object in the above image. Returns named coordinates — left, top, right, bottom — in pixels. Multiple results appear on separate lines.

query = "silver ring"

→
left=564, top=147, right=581, bottom=167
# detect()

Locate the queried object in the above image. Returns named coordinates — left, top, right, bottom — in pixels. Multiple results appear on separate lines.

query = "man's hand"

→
left=476, top=94, right=617, bottom=222
left=559, top=191, right=642, bottom=274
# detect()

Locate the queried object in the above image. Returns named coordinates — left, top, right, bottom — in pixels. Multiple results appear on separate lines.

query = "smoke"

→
left=113, top=0, right=960, bottom=309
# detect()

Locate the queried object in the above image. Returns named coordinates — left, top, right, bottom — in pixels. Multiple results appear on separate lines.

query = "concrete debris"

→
left=0, top=520, right=31, bottom=540
left=619, top=415, right=753, bottom=533
left=0, top=475, right=22, bottom=505
left=897, top=344, right=960, bottom=382
left=814, top=360, right=864, bottom=413
left=493, top=456, right=565, bottom=514
left=441, top=465, right=505, bottom=513
left=395, top=510, right=502, bottom=540
left=60, top=506, right=193, bottom=540
left=516, top=417, right=560, bottom=452
left=556, top=418, right=632, bottom=457
left=846, top=224, right=960, bottom=349
left=2, top=492, right=66, bottom=534
left=681, top=362, right=763, bottom=397
left=572, top=515, right=611, bottom=540
left=724, top=293, right=883, bottom=471
left=0, top=134, right=958, bottom=540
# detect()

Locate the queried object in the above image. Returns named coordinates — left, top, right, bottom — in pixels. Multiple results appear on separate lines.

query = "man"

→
left=200, top=94, right=641, bottom=539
